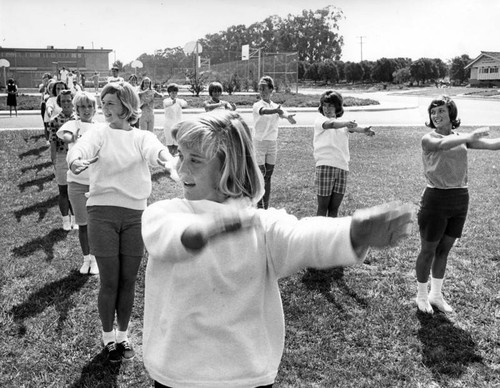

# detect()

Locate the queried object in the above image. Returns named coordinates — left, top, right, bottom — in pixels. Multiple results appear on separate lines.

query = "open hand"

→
left=350, top=201, right=414, bottom=251
left=71, top=156, right=98, bottom=174
left=157, top=157, right=180, bottom=183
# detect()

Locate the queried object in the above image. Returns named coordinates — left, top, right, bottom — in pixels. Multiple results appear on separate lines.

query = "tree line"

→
left=119, top=6, right=472, bottom=87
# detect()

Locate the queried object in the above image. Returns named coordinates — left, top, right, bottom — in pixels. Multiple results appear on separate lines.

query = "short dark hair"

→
left=56, top=90, right=73, bottom=107
left=166, top=83, right=179, bottom=93
left=426, top=95, right=460, bottom=129
left=318, top=90, right=344, bottom=118
left=208, top=82, right=223, bottom=96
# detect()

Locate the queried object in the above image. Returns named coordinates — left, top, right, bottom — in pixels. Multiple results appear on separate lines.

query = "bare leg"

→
left=95, top=255, right=120, bottom=332
left=116, top=254, right=142, bottom=332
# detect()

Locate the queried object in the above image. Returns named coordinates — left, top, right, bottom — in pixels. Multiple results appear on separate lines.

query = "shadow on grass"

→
left=9, top=271, right=90, bottom=336
left=69, top=350, right=123, bottom=388
left=14, top=195, right=58, bottom=222
left=18, top=145, right=49, bottom=159
left=12, top=228, right=69, bottom=262
left=20, top=160, right=52, bottom=174
left=18, top=173, right=55, bottom=192
left=23, top=133, right=46, bottom=143
left=416, top=310, right=483, bottom=382
left=301, top=267, right=368, bottom=311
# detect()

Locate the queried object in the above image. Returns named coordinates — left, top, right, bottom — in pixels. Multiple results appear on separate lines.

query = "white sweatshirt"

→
left=141, top=198, right=364, bottom=388
left=67, top=125, right=167, bottom=210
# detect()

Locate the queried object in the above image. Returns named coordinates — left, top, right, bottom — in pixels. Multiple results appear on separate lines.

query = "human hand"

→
left=286, top=113, right=297, bottom=124
left=364, top=126, right=375, bottom=136
left=346, top=121, right=358, bottom=130
left=157, top=157, right=180, bottom=183
left=70, top=156, right=98, bottom=174
left=275, top=105, right=284, bottom=115
left=469, top=127, right=490, bottom=140
left=350, top=201, right=414, bottom=253
left=181, top=206, right=257, bottom=251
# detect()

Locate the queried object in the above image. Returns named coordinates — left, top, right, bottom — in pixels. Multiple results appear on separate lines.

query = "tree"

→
left=304, top=62, right=320, bottom=83
left=410, top=58, right=439, bottom=84
left=318, top=60, right=338, bottom=84
left=392, top=67, right=411, bottom=84
left=360, top=61, right=374, bottom=83
left=450, top=54, right=471, bottom=84
left=344, top=61, right=363, bottom=84
left=371, top=58, right=397, bottom=83
left=186, top=70, right=208, bottom=96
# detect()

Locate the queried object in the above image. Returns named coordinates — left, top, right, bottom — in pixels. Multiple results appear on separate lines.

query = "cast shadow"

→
left=12, top=228, right=69, bottom=262
left=18, top=145, right=49, bottom=159
left=9, top=271, right=90, bottom=336
left=301, top=267, right=368, bottom=312
left=416, top=310, right=483, bottom=382
left=14, top=195, right=58, bottom=222
left=23, top=134, right=46, bottom=143
left=18, top=173, right=55, bottom=192
left=20, top=160, right=52, bottom=174
left=68, top=350, right=122, bottom=388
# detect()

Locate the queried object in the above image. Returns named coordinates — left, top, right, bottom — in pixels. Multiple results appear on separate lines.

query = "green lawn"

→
left=1, top=125, right=499, bottom=387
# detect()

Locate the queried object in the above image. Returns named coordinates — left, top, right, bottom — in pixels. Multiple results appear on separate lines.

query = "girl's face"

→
left=55, top=84, right=66, bottom=95
left=60, top=94, right=73, bottom=115
left=177, top=145, right=225, bottom=203
left=169, top=91, right=178, bottom=99
left=258, top=84, right=272, bottom=101
left=322, top=102, right=338, bottom=118
left=143, top=79, right=151, bottom=89
left=211, top=90, right=222, bottom=101
left=76, top=102, right=96, bottom=123
left=430, top=105, right=451, bottom=129
left=101, top=93, right=127, bottom=129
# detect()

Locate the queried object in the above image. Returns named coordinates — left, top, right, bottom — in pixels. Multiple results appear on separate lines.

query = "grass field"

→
left=1, top=125, right=499, bottom=387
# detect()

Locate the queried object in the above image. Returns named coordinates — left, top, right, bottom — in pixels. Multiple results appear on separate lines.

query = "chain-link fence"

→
left=206, top=52, right=298, bottom=93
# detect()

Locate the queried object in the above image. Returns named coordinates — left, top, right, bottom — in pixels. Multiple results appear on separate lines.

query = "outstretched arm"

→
left=350, top=202, right=414, bottom=257
left=349, top=125, right=375, bottom=136
left=422, top=127, right=489, bottom=151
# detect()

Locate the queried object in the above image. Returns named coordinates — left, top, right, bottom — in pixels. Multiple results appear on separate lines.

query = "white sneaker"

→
left=415, top=297, right=433, bottom=314
left=429, top=295, right=453, bottom=313
left=62, top=216, right=71, bottom=231
left=71, top=216, right=79, bottom=230
left=79, top=258, right=91, bottom=274
left=89, top=255, right=99, bottom=275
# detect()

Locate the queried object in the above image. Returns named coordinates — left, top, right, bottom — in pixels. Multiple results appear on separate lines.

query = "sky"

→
left=1, top=0, right=499, bottom=65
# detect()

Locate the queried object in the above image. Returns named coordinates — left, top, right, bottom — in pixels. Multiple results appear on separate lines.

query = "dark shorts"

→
left=87, top=206, right=144, bottom=257
left=315, top=165, right=348, bottom=196
left=418, top=187, right=469, bottom=242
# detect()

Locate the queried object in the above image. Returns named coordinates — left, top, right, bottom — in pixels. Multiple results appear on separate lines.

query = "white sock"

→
left=83, top=254, right=91, bottom=261
left=429, top=277, right=444, bottom=298
left=417, top=281, right=429, bottom=299
left=116, top=330, right=128, bottom=343
left=62, top=215, right=70, bottom=222
left=102, top=330, right=115, bottom=345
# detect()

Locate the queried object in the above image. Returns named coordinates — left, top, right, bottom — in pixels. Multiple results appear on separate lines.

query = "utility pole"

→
left=357, top=36, right=366, bottom=62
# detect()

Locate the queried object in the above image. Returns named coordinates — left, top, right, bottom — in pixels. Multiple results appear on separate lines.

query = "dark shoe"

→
left=118, top=340, right=135, bottom=361
left=105, top=341, right=121, bottom=363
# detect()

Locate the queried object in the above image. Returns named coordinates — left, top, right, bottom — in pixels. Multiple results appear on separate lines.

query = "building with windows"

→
left=464, top=51, right=500, bottom=87
left=0, top=46, right=113, bottom=88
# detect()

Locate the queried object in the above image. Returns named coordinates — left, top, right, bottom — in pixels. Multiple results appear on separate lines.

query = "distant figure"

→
left=92, top=72, right=100, bottom=94
left=204, top=81, right=236, bottom=112
left=67, top=70, right=75, bottom=90
left=138, top=77, right=163, bottom=131
left=252, top=76, right=296, bottom=209
left=80, top=73, right=86, bottom=90
left=39, top=73, right=53, bottom=140
left=107, top=66, right=124, bottom=84
left=7, top=78, right=18, bottom=117
left=163, top=83, right=187, bottom=155
left=60, top=67, right=69, bottom=83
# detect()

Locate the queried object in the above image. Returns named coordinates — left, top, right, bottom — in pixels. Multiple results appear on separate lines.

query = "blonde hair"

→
left=173, top=111, right=264, bottom=203
left=100, top=82, right=141, bottom=124
left=73, top=91, right=97, bottom=109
